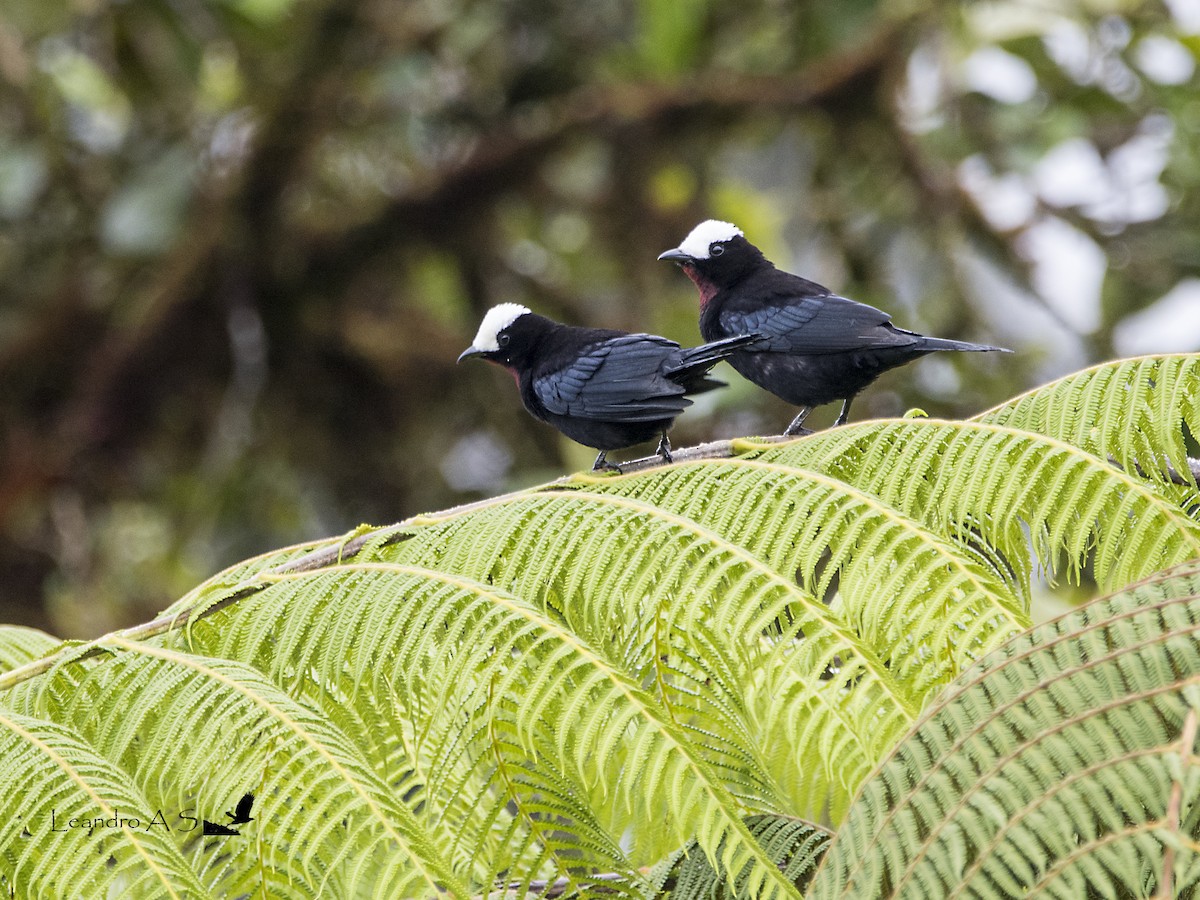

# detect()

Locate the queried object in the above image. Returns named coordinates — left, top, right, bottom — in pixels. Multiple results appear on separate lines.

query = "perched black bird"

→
left=226, top=792, right=255, bottom=825
left=659, top=221, right=1010, bottom=433
left=459, top=303, right=760, bottom=470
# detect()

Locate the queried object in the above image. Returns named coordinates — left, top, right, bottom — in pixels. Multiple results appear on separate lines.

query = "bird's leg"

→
left=833, top=396, right=854, bottom=427
left=592, top=450, right=621, bottom=473
left=783, top=407, right=813, bottom=436
left=655, top=432, right=673, bottom=463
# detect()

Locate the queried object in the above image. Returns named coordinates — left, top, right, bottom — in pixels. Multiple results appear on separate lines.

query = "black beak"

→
left=457, top=347, right=483, bottom=363
left=657, top=248, right=693, bottom=262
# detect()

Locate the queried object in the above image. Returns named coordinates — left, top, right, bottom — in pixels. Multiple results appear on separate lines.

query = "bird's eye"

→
left=498, top=333, right=511, bottom=348
left=710, top=243, right=725, bottom=257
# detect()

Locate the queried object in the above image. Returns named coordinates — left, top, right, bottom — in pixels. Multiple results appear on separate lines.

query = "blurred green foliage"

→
left=0, top=0, right=1197, bottom=635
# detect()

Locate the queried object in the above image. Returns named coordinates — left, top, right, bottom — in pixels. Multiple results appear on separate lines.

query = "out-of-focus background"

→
left=1, top=0, right=1198, bottom=636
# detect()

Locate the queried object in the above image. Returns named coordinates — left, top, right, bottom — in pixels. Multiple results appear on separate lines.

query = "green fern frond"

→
left=567, top=459, right=1029, bottom=686
left=975, top=354, right=1200, bottom=490
left=3, top=640, right=470, bottom=899
left=406, top=494, right=882, bottom=819
left=737, top=418, right=1200, bottom=590
left=808, top=561, right=1200, bottom=899
left=172, top=564, right=799, bottom=898
left=650, top=813, right=832, bottom=898
left=0, top=625, right=60, bottom=674
left=0, top=708, right=211, bottom=899
left=0, top=355, right=1196, bottom=897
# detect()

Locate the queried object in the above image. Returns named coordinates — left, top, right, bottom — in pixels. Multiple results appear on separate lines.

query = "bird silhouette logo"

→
left=202, top=792, right=255, bottom=837
left=226, top=792, right=255, bottom=825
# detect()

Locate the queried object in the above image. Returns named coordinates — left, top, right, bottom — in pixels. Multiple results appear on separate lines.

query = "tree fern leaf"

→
left=0, top=625, right=60, bottom=674
left=975, top=354, right=1200, bottom=491
left=650, top=813, right=832, bottom=898
left=156, top=527, right=391, bottom=623
left=168, top=564, right=801, bottom=898
left=7, top=637, right=471, bottom=899
left=0, top=708, right=211, bottom=899
left=5, top=358, right=1195, bottom=895
left=381, top=490, right=918, bottom=820
left=737, top=420, right=1200, bottom=590
left=808, top=561, right=1200, bottom=898
left=112, top=637, right=472, bottom=898
left=170, top=541, right=332, bottom=612
left=567, top=458, right=1030, bottom=692
left=162, top=564, right=645, bottom=890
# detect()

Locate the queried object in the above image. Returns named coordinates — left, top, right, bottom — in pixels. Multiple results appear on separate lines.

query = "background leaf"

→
left=809, top=562, right=1200, bottom=899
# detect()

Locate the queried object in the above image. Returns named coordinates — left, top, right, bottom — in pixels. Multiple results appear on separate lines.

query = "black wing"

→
left=228, top=792, right=255, bottom=823
left=719, top=290, right=912, bottom=355
left=532, top=334, right=690, bottom=422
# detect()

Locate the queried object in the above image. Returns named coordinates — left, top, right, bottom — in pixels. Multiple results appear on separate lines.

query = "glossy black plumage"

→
left=659, top=222, right=1009, bottom=432
left=460, top=306, right=758, bottom=470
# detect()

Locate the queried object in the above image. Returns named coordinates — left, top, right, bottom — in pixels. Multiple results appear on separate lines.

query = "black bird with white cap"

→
left=459, top=303, right=760, bottom=470
left=659, top=220, right=1009, bottom=434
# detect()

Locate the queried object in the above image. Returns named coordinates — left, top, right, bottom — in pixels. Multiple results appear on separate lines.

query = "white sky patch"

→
left=1093, top=119, right=1172, bottom=222
left=674, top=220, right=743, bottom=259
left=507, top=239, right=550, bottom=278
left=1018, top=217, right=1106, bottom=334
left=470, top=303, right=529, bottom=352
left=1034, top=138, right=1108, bottom=208
left=958, top=155, right=1037, bottom=231
left=914, top=355, right=962, bottom=400
left=963, top=46, right=1038, bottom=103
left=1114, top=279, right=1200, bottom=355
left=1043, top=18, right=1140, bottom=99
left=1033, top=117, right=1172, bottom=226
left=899, top=44, right=945, bottom=133
left=1043, top=21, right=1093, bottom=82
left=955, top=248, right=1088, bottom=380
left=1134, top=35, right=1196, bottom=84
left=1164, top=0, right=1200, bottom=33
left=440, top=430, right=513, bottom=493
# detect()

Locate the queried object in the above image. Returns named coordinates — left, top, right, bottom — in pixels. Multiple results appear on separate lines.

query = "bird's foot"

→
left=655, top=434, right=673, bottom=463
left=783, top=408, right=813, bottom=436
left=591, top=451, right=622, bottom=473
left=832, top=397, right=854, bottom=427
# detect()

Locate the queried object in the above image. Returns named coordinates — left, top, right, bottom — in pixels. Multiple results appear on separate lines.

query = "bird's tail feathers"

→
left=668, top=332, right=763, bottom=380
left=683, top=376, right=727, bottom=394
left=666, top=332, right=761, bottom=394
left=919, top=336, right=1011, bottom=354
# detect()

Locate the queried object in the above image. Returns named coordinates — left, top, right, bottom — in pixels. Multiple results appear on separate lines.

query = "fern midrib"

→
left=395, top=487, right=920, bottom=783
left=950, top=743, right=1180, bottom=892
left=934, top=587, right=1200, bottom=704
left=969, top=353, right=1197, bottom=420
left=451, top=488, right=919, bottom=721
left=1026, top=820, right=1183, bottom=895
left=486, top=709, right=618, bottom=898
left=837, top=648, right=1200, bottom=899
left=101, top=635, right=470, bottom=899
left=166, top=536, right=344, bottom=611
left=671, top=455, right=1031, bottom=628
left=268, top=563, right=804, bottom=900
left=0, top=710, right=196, bottom=900
left=752, top=419, right=1200, bottom=559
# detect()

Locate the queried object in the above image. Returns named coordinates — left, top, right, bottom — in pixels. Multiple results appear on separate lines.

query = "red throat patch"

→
left=483, top=359, right=521, bottom=387
left=682, top=263, right=719, bottom=306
